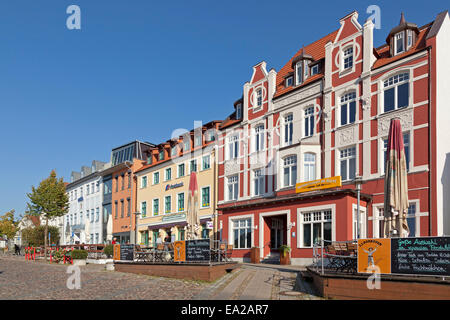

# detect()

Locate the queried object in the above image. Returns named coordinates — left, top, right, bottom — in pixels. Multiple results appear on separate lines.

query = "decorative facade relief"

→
left=275, top=83, right=321, bottom=109
left=336, top=125, right=357, bottom=148
left=224, top=159, right=241, bottom=176
left=377, top=108, right=413, bottom=136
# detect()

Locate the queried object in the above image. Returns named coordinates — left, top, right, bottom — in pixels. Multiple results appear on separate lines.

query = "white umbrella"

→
left=186, top=172, right=200, bottom=240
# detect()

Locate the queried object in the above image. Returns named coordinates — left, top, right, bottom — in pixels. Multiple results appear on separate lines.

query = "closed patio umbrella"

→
left=383, top=118, right=409, bottom=238
left=186, top=171, right=200, bottom=240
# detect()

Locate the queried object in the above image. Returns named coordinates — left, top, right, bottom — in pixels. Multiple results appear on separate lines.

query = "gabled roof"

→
left=274, top=30, right=339, bottom=99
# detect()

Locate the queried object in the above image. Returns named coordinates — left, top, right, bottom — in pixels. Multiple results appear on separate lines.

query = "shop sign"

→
left=113, top=244, right=121, bottom=260
left=295, top=176, right=341, bottom=193
left=173, top=241, right=186, bottom=262
left=165, top=182, right=184, bottom=191
left=162, top=213, right=186, bottom=222
left=357, top=237, right=450, bottom=276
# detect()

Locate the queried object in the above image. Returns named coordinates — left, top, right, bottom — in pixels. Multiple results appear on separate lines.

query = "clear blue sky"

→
left=0, top=0, right=446, bottom=219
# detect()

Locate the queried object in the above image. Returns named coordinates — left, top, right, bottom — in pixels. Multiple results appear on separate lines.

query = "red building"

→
left=217, top=11, right=450, bottom=265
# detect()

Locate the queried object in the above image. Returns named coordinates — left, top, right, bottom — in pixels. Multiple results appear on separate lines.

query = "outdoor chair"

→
left=154, top=244, right=165, bottom=262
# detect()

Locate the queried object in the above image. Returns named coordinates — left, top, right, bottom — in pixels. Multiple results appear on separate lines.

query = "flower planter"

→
left=280, top=253, right=291, bottom=265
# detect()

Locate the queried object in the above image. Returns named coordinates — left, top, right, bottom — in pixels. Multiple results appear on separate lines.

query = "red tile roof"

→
left=372, top=23, right=432, bottom=70
left=274, top=30, right=339, bottom=99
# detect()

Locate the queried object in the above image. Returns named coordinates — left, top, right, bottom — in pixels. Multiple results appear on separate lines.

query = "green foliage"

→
left=0, top=209, right=19, bottom=240
left=52, top=250, right=64, bottom=263
left=278, top=245, right=291, bottom=258
left=103, top=244, right=114, bottom=258
left=25, top=170, right=69, bottom=220
left=21, top=226, right=60, bottom=247
left=70, top=249, right=88, bottom=260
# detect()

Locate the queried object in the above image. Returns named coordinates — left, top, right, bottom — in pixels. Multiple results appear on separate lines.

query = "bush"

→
left=278, top=245, right=291, bottom=258
left=103, top=244, right=114, bottom=258
left=52, top=250, right=64, bottom=263
left=70, top=249, right=88, bottom=260
left=22, top=226, right=60, bottom=247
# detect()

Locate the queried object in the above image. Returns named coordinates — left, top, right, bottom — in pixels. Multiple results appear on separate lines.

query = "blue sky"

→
left=0, top=0, right=446, bottom=219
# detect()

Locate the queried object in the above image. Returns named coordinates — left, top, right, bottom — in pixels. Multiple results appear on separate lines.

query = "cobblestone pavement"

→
left=0, top=255, right=323, bottom=300
left=0, top=255, right=206, bottom=300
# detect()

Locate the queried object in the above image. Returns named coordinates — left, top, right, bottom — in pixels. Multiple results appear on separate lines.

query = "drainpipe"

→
left=427, top=46, right=433, bottom=236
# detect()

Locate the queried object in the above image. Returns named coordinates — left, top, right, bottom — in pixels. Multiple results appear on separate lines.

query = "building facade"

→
left=63, top=160, right=107, bottom=245
left=135, top=121, right=222, bottom=246
left=217, top=11, right=450, bottom=265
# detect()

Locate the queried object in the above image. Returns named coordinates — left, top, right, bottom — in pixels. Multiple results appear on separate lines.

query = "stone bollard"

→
left=105, top=262, right=114, bottom=271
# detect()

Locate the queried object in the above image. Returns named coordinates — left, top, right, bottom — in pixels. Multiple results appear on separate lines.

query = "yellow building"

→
left=134, top=122, right=220, bottom=246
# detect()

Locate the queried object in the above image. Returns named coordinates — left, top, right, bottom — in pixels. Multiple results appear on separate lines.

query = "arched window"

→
left=383, top=73, right=409, bottom=113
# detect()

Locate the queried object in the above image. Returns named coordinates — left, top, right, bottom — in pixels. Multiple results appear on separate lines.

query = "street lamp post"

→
left=354, top=176, right=363, bottom=240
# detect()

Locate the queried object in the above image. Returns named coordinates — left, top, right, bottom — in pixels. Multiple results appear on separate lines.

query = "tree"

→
left=26, top=170, right=68, bottom=259
left=0, top=209, right=19, bottom=241
left=22, top=226, right=60, bottom=247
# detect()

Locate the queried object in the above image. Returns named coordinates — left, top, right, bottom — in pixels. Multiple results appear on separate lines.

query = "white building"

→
left=63, top=160, right=109, bottom=245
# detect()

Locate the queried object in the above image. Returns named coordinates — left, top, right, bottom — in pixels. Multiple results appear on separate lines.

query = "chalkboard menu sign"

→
left=119, top=244, right=134, bottom=261
left=185, top=239, right=210, bottom=262
left=391, top=237, right=450, bottom=276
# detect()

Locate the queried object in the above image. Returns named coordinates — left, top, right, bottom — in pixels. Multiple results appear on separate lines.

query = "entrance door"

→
left=270, top=218, right=283, bottom=250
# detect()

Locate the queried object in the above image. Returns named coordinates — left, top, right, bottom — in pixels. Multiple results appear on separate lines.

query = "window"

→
left=153, top=199, right=159, bottom=216
left=304, top=107, right=314, bottom=137
left=80, top=187, right=83, bottom=197
left=95, top=207, right=99, bottom=222
left=190, top=159, right=197, bottom=173
left=195, top=135, right=202, bottom=147
left=171, top=146, right=177, bottom=157
left=255, top=88, right=262, bottom=108
left=80, top=211, right=83, bottom=222
left=114, top=201, right=118, bottom=218
left=406, top=203, right=418, bottom=237
left=92, top=183, right=95, bottom=193
left=121, top=174, right=125, bottom=190
left=202, top=155, right=210, bottom=170
left=127, top=198, right=131, bottom=217
left=178, top=163, right=185, bottom=177
left=352, top=207, right=366, bottom=240
left=296, top=62, right=303, bottom=85
left=115, top=176, right=118, bottom=192
left=159, top=150, right=164, bottom=161
left=383, top=73, right=409, bottom=112
left=340, top=92, right=357, bottom=126
left=141, top=176, right=147, bottom=189
left=407, top=30, right=413, bottom=49
left=153, top=172, right=159, bottom=185
left=302, top=210, right=332, bottom=247
left=253, top=169, right=265, bottom=196
left=304, top=153, right=316, bottom=182
left=395, top=32, right=405, bottom=55
left=177, top=193, right=185, bottom=212
left=228, top=135, right=239, bottom=159
left=232, top=218, right=252, bottom=249
left=343, top=47, right=353, bottom=70
left=284, top=114, right=293, bottom=146
left=283, top=155, right=297, bottom=187
left=201, top=187, right=210, bottom=208
left=254, top=125, right=264, bottom=152
left=236, top=104, right=242, bottom=119
left=141, top=201, right=147, bottom=218
left=86, top=184, right=90, bottom=195
left=96, top=181, right=100, bottom=193
left=201, top=224, right=209, bottom=239
left=165, top=196, right=171, bottom=214
left=285, top=76, right=293, bottom=87
left=340, top=146, right=356, bottom=181
left=382, top=133, right=410, bottom=174
left=147, top=155, right=153, bottom=165
left=311, top=64, right=319, bottom=76
left=165, top=168, right=171, bottom=181
left=227, top=175, right=239, bottom=201
left=184, top=139, right=191, bottom=152
left=91, top=208, right=94, bottom=222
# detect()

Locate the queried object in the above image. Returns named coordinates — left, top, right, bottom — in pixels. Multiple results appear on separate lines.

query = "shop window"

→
left=302, top=210, right=332, bottom=247
left=232, top=218, right=252, bottom=249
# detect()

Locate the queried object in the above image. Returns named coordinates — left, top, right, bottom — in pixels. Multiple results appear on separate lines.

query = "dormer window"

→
left=395, top=32, right=405, bottom=55
left=343, top=47, right=353, bottom=70
left=285, top=76, right=293, bottom=87
left=296, top=62, right=303, bottom=85
left=407, top=29, right=413, bottom=48
left=310, top=64, right=319, bottom=76
left=236, top=103, right=242, bottom=119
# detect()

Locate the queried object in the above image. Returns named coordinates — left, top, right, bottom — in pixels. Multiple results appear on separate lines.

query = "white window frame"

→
left=153, top=172, right=160, bottom=185
left=177, top=192, right=185, bottom=212
left=178, top=163, right=185, bottom=178
left=352, top=204, right=367, bottom=240
left=382, top=72, right=410, bottom=113
left=236, top=103, right=242, bottom=119
left=296, top=62, right=303, bottom=85
left=380, top=132, right=411, bottom=175
left=190, top=159, right=197, bottom=173
left=164, top=195, right=171, bottom=214
left=342, top=46, right=354, bottom=70
left=152, top=198, right=159, bottom=216
left=283, top=114, right=293, bottom=147
left=395, top=31, right=405, bottom=55
left=227, top=175, right=239, bottom=201
left=304, top=106, right=315, bottom=138
left=202, top=155, right=210, bottom=170
left=255, top=87, right=263, bottom=109
left=141, top=176, right=147, bottom=189
left=282, top=155, right=297, bottom=188
left=253, top=169, right=265, bottom=196
left=310, top=63, right=319, bottom=76
left=339, top=146, right=357, bottom=182
left=165, top=168, right=172, bottom=181
left=304, top=153, right=316, bottom=182
left=254, top=124, right=265, bottom=152
left=285, top=76, right=293, bottom=87
left=201, top=186, right=211, bottom=208
left=339, top=92, right=357, bottom=127
left=141, top=201, right=147, bottom=217
left=297, top=205, right=335, bottom=248
left=228, top=215, right=254, bottom=250
left=227, top=134, right=239, bottom=160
